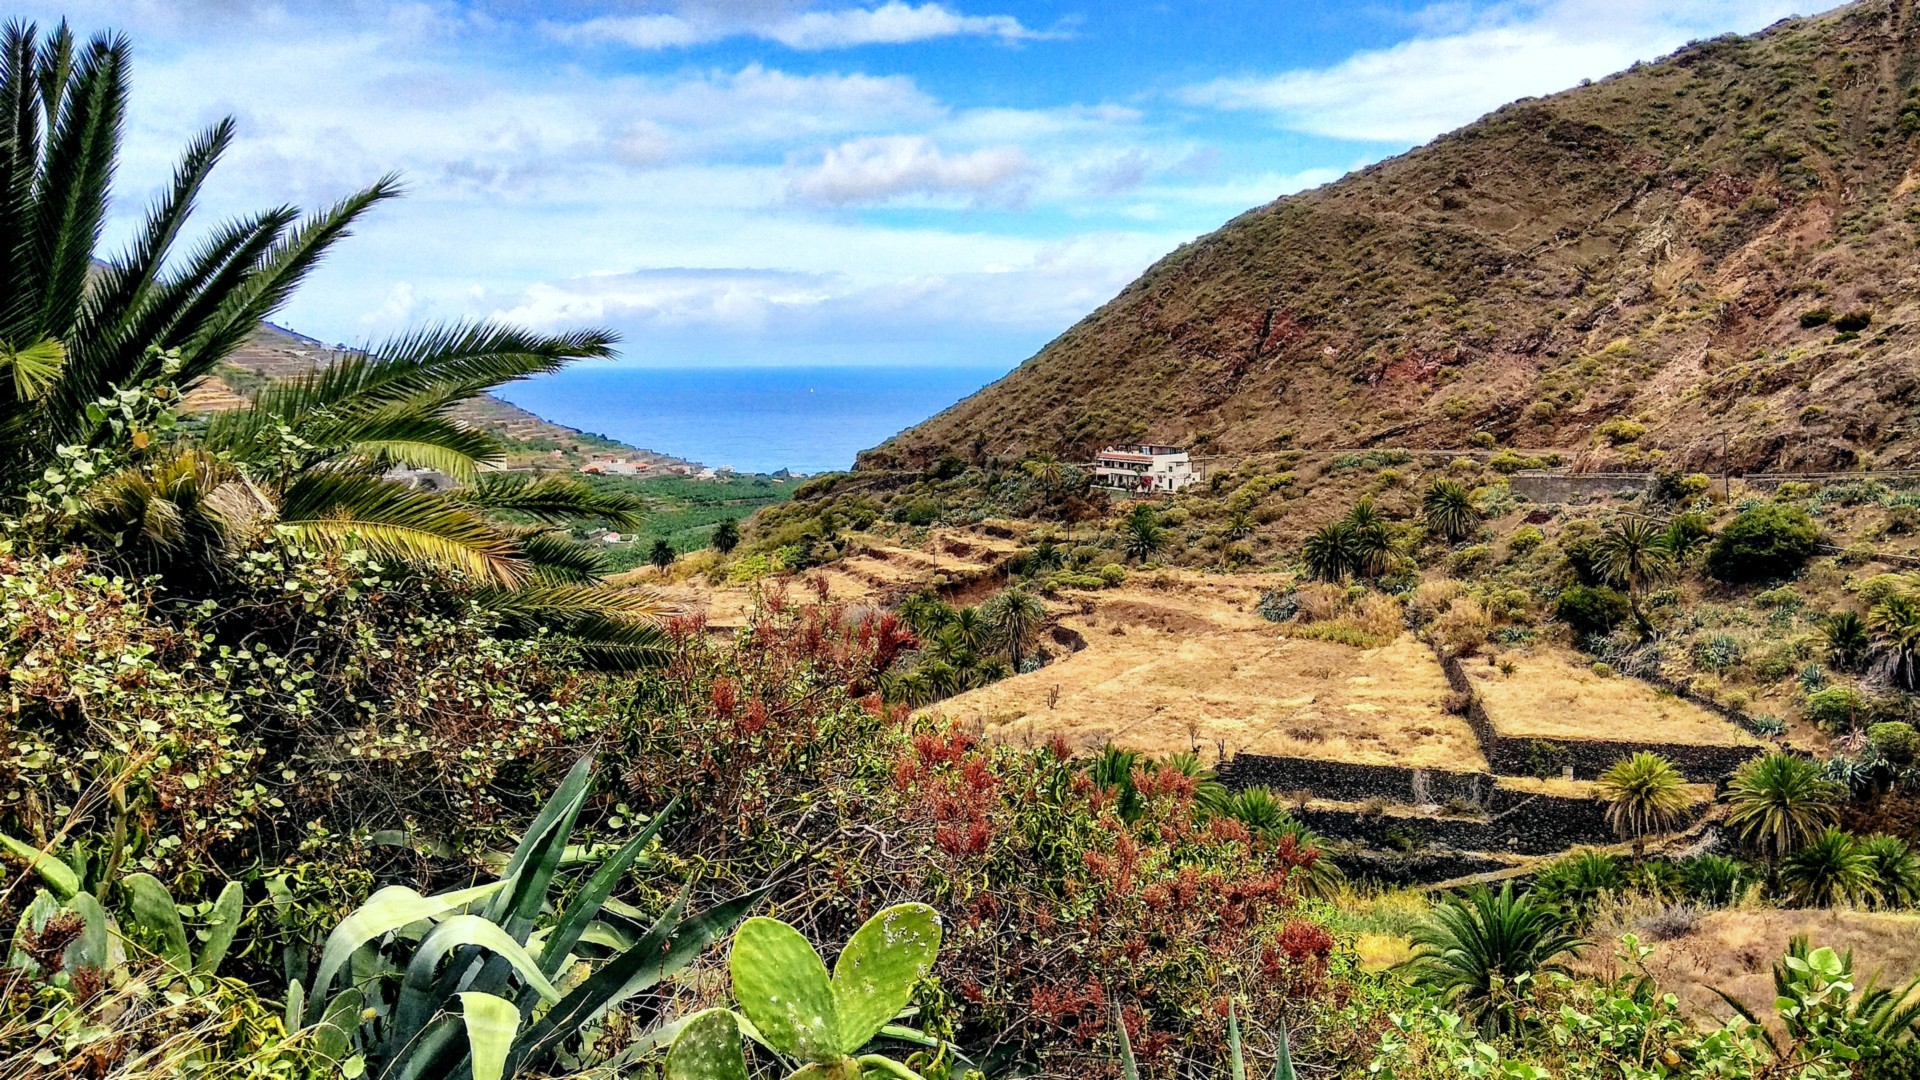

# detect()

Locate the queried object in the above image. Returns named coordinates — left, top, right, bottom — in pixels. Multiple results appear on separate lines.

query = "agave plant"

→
left=303, top=758, right=769, bottom=1080
left=663, top=903, right=943, bottom=1080
left=1405, top=883, right=1584, bottom=1035
left=1421, top=479, right=1477, bottom=543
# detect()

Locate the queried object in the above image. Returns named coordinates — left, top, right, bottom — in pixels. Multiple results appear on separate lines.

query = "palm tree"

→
left=1780, top=828, right=1876, bottom=907
left=1344, top=496, right=1393, bottom=576
left=0, top=23, right=675, bottom=665
left=948, top=605, right=993, bottom=655
left=1590, top=516, right=1675, bottom=636
left=711, top=518, right=740, bottom=553
left=983, top=586, right=1046, bottom=669
left=1422, top=479, right=1478, bottom=543
left=1823, top=610, right=1871, bottom=671
left=1531, top=851, right=1623, bottom=917
left=1860, top=834, right=1920, bottom=909
left=1023, top=452, right=1066, bottom=491
left=897, top=592, right=955, bottom=638
left=1405, top=883, right=1584, bottom=1035
left=1123, top=503, right=1163, bottom=561
left=0, top=23, right=409, bottom=499
left=1869, top=593, right=1920, bottom=690
left=649, top=539, right=675, bottom=569
left=1223, top=506, right=1254, bottom=541
left=1680, top=854, right=1753, bottom=907
left=1595, top=752, right=1691, bottom=859
left=1302, top=521, right=1360, bottom=582
left=1725, top=753, right=1842, bottom=860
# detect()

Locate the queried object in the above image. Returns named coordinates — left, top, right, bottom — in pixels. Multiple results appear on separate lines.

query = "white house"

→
left=1091, top=444, right=1199, bottom=494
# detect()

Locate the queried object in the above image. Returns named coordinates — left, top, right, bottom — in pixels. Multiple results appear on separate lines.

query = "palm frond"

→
left=176, top=175, right=403, bottom=382
left=72, top=117, right=234, bottom=354
left=1, top=334, right=62, bottom=399
left=311, top=409, right=503, bottom=479
left=477, top=582, right=677, bottom=670
left=279, top=471, right=526, bottom=586
left=510, top=527, right=613, bottom=583
left=457, top=472, right=646, bottom=529
left=28, top=29, right=126, bottom=347
left=72, top=448, right=271, bottom=568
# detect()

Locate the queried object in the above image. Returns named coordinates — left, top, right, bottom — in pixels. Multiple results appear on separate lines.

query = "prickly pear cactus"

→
left=665, top=1010, right=749, bottom=1080
left=730, top=914, right=842, bottom=1061
left=831, top=903, right=941, bottom=1053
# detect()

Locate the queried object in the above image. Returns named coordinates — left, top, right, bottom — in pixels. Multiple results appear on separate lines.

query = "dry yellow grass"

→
left=1574, top=908, right=1920, bottom=1028
left=923, top=577, right=1486, bottom=771
left=1494, top=775, right=1716, bottom=806
left=1464, top=646, right=1757, bottom=747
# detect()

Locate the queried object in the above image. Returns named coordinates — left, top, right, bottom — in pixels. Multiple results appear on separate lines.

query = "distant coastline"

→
left=496, top=363, right=1008, bottom=476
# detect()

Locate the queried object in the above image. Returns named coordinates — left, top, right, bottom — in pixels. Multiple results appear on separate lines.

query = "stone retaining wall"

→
left=1334, top=847, right=1515, bottom=886
left=1508, top=472, right=1650, bottom=503
left=1217, top=753, right=1491, bottom=807
left=1484, top=736, right=1757, bottom=784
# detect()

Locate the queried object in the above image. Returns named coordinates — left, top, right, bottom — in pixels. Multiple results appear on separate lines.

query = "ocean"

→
left=495, top=364, right=1011, bottom=475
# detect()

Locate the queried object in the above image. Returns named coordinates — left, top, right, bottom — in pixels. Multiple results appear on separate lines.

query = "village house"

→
left=1091, top=444, right=1200, bottom=494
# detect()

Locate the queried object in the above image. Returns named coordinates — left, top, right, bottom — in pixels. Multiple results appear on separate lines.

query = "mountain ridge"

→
left=866, top=1, right=1920, bottom=475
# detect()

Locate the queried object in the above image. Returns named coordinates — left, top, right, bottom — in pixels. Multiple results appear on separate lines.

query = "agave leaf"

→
left=1115, top=1006, right=1139, bottom=1080
left=832, top=903, right=941, bottom=1055
left=307, top=879, right=507, bottom=1023
left=194, top=880, right=245, bottom=974
left=122, top=873, right=191, bottom=971
left=391, top=915, right=561, bottom=1055
left=1273, top=1020, right=1296, bottom=1080
left=536, top=794, right=678, bottom=982
left=0, top=831, right=79, bottom=899
left=1229, top=1002, right=1245, bottom=1080
left=509, top=883, right=773, bottom=1075
left=666, top=1008, right=751, bottom=1080
left=458, top=991, right=521, bottom=1080
left=731, top=915, right=839, bottom=1062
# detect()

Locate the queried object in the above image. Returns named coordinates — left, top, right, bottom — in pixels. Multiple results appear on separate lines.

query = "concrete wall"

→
left=1508, top=472, right=1651, bottom=503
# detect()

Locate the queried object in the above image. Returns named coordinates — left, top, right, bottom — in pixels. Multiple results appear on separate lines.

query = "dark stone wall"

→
left=1508, top=473, right=1651, bottom=503
left=1484, top=736, right=1757, bottom=784
left=1217, top=754, right=1491, bottom=807
left=1335, top=847, right=1514, bottom=887
left=1304, top=790, right=1705, bottom=856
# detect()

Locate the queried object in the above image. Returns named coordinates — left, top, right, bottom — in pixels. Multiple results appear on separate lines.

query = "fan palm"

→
left=1780, top=828, right=1876, bottom=907
left=1869, top=593, right=1920, bottom=690
left=1724, top=753, right=1842, bottom=860
left=1405, top=883, right=1584, bottom=1035
left=1590, top=516, right=1675, bottom=636
left=1595, top=752, right=1691, bottom=859
left=1422, top=479, right=1477, bottom=543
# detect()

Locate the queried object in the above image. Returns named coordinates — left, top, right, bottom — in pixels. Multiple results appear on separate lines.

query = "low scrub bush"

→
left=1556, top=584, right=1632, bottom=635
left=1707, top=503, right=1820, bottom=582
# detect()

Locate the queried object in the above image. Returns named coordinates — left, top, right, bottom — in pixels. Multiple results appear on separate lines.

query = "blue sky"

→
left=43, top=1, right=1811, bottom=370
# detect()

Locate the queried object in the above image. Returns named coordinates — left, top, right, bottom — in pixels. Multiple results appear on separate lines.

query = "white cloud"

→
left=552, top=2, right=1054, bottom=52
left=1183, top=0, right=1806, bottom=144
left=787, top=135, right=1032, bottom=206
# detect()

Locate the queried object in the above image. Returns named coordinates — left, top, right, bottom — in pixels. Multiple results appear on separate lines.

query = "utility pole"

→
left=1720, top=432, right=1730, bottom=502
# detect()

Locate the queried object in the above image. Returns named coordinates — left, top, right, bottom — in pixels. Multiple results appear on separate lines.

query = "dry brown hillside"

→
left=869, top=1, right=1920, bottom=474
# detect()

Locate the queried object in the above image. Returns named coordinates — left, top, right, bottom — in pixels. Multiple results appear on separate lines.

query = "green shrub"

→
left=1804, top=685, right=1868, bottom=731
left=1556, top=585, right=1631, bottom=635
left=1798, top=308, right=1834, bottom=328
left=1833, top=309, right=1872, bottom=333
left=1707, top=503, right=1820, bottom=582
left=1869, top=721, right=1919, bottom=765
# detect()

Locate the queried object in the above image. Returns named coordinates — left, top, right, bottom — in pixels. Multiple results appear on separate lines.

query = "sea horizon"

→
left=495, top=363, right=1012, bottom=475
